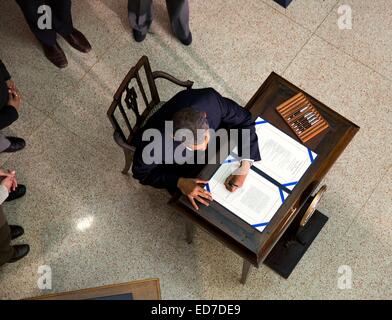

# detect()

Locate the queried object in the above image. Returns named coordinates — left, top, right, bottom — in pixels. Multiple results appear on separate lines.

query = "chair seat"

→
left=140, top=101, right=166, bottom=128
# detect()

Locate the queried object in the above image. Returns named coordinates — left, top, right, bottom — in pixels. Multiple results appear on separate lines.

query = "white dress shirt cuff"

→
left=0, top=184, right=9, bottom=205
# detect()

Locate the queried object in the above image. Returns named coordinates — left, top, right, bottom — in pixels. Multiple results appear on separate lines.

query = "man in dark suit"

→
left=132, top=88, right=261, bottom=210
left=0, top=60, right=25, bottom=153
left=15, top=0, right=92, bottom=68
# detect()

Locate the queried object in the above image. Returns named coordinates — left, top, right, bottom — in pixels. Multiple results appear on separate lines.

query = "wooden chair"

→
left=107, top=56, right=194, bottom=174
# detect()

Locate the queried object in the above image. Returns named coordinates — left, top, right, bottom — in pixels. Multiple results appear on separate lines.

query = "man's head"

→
left=172, top=107, right=210, bottom=151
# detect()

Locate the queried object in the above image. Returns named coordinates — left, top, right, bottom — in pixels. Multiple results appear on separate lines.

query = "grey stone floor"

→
left=0, top=0, right=391, bottom=299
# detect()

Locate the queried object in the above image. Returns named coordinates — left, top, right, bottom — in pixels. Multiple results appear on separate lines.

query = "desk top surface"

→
left=173, top=72, right=359, bottom=266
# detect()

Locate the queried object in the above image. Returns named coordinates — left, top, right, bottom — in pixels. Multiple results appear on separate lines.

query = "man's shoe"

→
left=6, top=185, right=26, bottom=202
left=63, top=29, right=92, bottom=53
left=133, top=29, right=146, bottom=42
left=178, top=32, right=192, bottom=46
left=2, top=137, right=26, bottom=153
left=42, top=42, right=68, bottom=69
left=10, top=225, right=24, bottom=240
left=8, top=244, right=30, bottom=263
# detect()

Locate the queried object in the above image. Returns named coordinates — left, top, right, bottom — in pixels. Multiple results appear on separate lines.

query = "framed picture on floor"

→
left=27, top=278, right=161, bottom=300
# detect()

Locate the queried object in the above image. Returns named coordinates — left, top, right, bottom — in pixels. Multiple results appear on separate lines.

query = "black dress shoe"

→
left=42, top=42, right=68, bottom=69
left=133, top=29, right=146, bottom=42
left=178, top=31, right=192, bottom=46
left=2, top=137, right=26, bottom=153
left=6, top=185, right=27, bottom=202
left=8, top=244, right=30, bottom=263
left=10, top=225, right=24, bottom=240
left=63, top=29, right=92, bottom=53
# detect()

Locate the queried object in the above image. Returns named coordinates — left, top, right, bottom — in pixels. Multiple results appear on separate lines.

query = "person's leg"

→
left=165, top=0, right=191, bottom=45
left=47, top=0, right=91, bottom=53
left=128, top=0, right=153, bottom=41
left=15, top=0, right=68, bottom=68
left=0, top=206, right=14, bottom=267
left=46, top=0, right=73, bottom=37
left=0, top=133, right=11, bottom=153
left=15, top=0, right=57, bottom=46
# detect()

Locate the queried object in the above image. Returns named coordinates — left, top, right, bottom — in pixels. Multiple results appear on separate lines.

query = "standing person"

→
left=15, top=0, right=92, bottom=69
left=0, top=169, right=29, bottom=267
left=128, top=0, right=192, bottom=45
left=0, top=60, right=25, bottom=153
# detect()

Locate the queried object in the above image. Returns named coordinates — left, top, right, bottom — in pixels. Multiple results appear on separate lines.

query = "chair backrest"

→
left=107, top=56, right=161, bottom=146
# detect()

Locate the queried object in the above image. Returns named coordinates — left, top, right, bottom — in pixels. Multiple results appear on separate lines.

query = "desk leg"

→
left=185, top=220, right=195, bottom=244
left=240, top=259, right=252, bottom=285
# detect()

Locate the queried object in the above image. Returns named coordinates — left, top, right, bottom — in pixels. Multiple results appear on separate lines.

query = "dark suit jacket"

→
left=0, top=60, right=18, bottom=130
left=132, top=88, right=261, bottom=191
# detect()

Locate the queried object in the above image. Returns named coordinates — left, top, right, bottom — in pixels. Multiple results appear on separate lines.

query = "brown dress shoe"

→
left=63, top=28, right=92, bottom=53
left=41, top=42, right=68, bottom=69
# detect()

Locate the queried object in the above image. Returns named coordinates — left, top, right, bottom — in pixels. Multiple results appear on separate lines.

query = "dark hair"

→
left=172, top=107, right=209, bottom=144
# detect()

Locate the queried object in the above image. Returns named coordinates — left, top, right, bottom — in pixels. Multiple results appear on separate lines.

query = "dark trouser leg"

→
left=15, top=0, right=57, bottom=46
left=165, top=0, right=190, bottom=40
left=47, top=0, right=74, bottom=37
left=128, top=0, right=153, bottom=35
left=0, top=133, right=11, bottom=153
left=0, top=206, right=14, bottom=266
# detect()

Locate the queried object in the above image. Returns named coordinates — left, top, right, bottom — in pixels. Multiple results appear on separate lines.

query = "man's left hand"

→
left=0, top=169, right=14, bottom=178
left=0, top=170, right=17, bottom=192
left=6, top=80, right=16, bottom=91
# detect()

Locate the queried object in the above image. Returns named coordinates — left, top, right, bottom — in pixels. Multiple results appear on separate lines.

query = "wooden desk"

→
left=171, top=72, right=359, bottom=283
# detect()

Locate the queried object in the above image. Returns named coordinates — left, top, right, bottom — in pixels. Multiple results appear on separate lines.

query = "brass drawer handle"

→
left=282, top=206, right=298, bottom=230
left=288, top=207, right=297, bottom=216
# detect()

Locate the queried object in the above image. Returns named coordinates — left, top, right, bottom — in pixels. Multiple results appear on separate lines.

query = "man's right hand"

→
left=177, top=177, right=213, bottom=211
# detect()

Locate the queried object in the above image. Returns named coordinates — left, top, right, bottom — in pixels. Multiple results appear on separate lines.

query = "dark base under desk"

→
left=185, top=204, right=328, bottom=284
left=274, top=0, right=294, bottom=8
left=264, top=201, right=328, bottom=279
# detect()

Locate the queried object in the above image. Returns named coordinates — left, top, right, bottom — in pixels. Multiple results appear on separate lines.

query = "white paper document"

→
left=206, top=117, right=317, bottom=233
left=207, top=161, right=288, bottom=233
left=253, top=117, right=317, bottom=190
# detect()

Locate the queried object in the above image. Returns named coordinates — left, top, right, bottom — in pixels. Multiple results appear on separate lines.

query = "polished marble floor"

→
left=0, top=0, right=391, bottom=299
